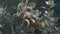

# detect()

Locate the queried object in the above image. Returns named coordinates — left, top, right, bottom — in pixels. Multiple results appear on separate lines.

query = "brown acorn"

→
left=35, top=19, right=41, bottom=27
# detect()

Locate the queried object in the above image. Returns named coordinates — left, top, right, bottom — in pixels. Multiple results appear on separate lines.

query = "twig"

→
left=10, top=24, right=15, bottom=34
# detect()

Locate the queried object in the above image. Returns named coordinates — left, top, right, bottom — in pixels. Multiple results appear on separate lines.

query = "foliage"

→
left=0, top=0, right=60, bottom=34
